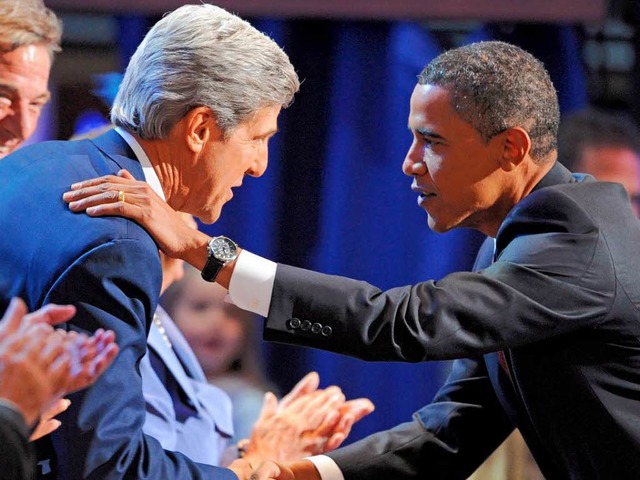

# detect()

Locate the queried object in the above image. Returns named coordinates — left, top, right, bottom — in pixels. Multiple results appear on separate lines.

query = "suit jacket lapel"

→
left=147, top=315, right=201, bottom=407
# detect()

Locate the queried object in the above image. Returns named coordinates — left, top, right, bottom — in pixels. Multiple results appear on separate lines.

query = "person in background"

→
left=0, top=298, right=118, bottom=479
left=160, top=264, right=272, bottom=445
left=0, top=0, right=60, bottom=159
left=558, top=107, right=640, bottom=216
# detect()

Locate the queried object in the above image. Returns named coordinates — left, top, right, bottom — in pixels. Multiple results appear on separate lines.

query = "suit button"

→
left=311, top=323, right=322, bottom=334
left=289, top=318, right=301, bottom=329
left=300, top=320, right=312, bottom=331
left=321, top=326, right=332, bottom=337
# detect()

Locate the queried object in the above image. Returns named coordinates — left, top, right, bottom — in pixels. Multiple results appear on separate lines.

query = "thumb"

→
left=0, top=297, right=28, bottom=340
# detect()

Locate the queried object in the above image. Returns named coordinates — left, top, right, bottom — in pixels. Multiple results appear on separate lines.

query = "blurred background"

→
left=35, top=0, right=636, bottom=446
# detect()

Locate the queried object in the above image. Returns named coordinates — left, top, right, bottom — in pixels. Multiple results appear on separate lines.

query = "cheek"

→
left=173, top=308, right=208, bottom=337
left=220, top=320, right=244, bottom=350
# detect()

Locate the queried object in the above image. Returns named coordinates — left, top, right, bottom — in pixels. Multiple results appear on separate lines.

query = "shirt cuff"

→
left=227, top=250, right=277, bottom=317
left=307, top=455, right=345, bottom=480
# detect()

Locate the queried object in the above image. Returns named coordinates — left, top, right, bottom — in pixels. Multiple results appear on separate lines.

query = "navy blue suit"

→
left=264, top=162, right=640, bottom=479
left=0, top=130, right=236, bottom=479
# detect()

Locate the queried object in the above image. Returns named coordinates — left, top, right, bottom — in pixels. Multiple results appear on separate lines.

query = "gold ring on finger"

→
left=117, top=190, right=126, bottom=203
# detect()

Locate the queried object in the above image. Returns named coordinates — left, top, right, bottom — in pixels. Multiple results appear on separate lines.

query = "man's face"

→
left=579, top=146, right=640, bottom=217
left=0, top=44, right=51, bottom=159
left=403, top=84, right=507, bottom=234
left=182, top=104, right=281, bottom=224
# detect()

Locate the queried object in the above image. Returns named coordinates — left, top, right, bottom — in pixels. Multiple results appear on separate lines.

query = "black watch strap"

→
left=201, top=255, right=224, bottom=282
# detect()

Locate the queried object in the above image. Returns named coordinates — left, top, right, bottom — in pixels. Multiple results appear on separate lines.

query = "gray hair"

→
left=0, top=0, right=62, bottom=59
left=111, top=4, right=300, bottom=140
left=419, top=41, right=559, bottom=162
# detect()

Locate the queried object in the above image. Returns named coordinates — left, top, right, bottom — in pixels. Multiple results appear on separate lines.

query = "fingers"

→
left=256, top=391, right=279, bottom=422
left=250, top=461, right=295, bottom=480
left=340, top=398, right=375, bottom=423
left=117, top=169, right=136, bottom=180
left=62, top=333, right=118, bottom=395
left=29, top=398, right=71, bottom=441
left=0, top=297, right=28, bottom=340
left=292, top=386, right=345, bottom=431
left=42, top=398, right=72, bottom=419
left=323, top=432, right=346, bottom=451
left=63, top=171, right=153, bottom=219
left=23, top=303, right=76, bottom=328
left=279, top=371, right=320, bottom=410
left=69, top=170, right=135, bottom=190
left=305, top=398, right=374, bottom=454
left=29, top=418, right=62, bottom=441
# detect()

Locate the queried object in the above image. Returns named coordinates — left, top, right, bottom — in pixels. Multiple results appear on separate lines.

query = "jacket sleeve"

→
left=328, top=358, right=513, bottom=480
left=264, top=188, right=614, bottom=361
left=42, top=239, right=237, bottom=480
left=0, top=402, right=35, bottom=480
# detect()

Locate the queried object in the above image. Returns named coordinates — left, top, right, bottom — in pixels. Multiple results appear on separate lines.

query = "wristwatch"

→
left=201, top=235, right=239, bottom=282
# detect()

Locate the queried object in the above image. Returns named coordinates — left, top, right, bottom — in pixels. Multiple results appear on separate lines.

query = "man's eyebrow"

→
left=416, top=128, right=446, bottom=141
left=0, top=83, right=18, bottom=94
left=259, top=128, right=279, bottom=138
left=0, top=83, right=51, bottom=102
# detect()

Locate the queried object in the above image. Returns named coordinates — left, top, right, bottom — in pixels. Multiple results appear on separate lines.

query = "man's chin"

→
left=427, top=215, right=453, bottom=234
left=196, top=209, right=221, bottom=225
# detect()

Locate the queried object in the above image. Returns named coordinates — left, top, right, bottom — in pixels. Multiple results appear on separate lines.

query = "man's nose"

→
left=246, top=150, right=268, bottom=178
left=402, top=144, right=427, bottom=177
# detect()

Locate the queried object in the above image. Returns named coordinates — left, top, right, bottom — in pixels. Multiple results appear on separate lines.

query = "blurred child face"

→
left=171, top=275, right=248, bottom=378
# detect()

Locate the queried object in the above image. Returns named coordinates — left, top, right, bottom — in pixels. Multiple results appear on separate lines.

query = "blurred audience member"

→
left=0, top=297, right=118, bottom=479
left=0, top=0, right=61, bottom=159
left=558, top=108, right=640, bottom=216
left=161, top=264, right=271, bottom=443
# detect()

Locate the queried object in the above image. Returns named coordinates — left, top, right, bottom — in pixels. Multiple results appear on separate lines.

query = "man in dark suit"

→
left=0, top=3, right=303, bottom=479
left=64, top=41, right=640, bottom=479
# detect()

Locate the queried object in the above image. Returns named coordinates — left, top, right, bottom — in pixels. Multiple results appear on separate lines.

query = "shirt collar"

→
left=114, top=126, right=166, bottom=201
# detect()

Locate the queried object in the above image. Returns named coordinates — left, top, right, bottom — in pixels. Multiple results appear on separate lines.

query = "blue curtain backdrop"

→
left=116, top=18, right=587, bottom=444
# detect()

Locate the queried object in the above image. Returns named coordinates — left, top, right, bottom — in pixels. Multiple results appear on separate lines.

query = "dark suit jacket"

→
left=264, top=162, right=640, bottom=479
left=0, top=404, right=34, bottom=479
left=0, top=130, right=237, bottom=479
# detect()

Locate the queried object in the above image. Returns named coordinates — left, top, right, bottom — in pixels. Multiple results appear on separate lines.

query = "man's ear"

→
left=498, top=127, right=532, bottom=172
left=184, top=106, right=222, bottom=154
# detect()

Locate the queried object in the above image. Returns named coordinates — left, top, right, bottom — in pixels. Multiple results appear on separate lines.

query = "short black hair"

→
left=419, top=41, right=559, bottom=163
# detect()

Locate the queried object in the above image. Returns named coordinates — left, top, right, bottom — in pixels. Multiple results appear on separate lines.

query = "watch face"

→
left=210, top=236, right=238, bottom=262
